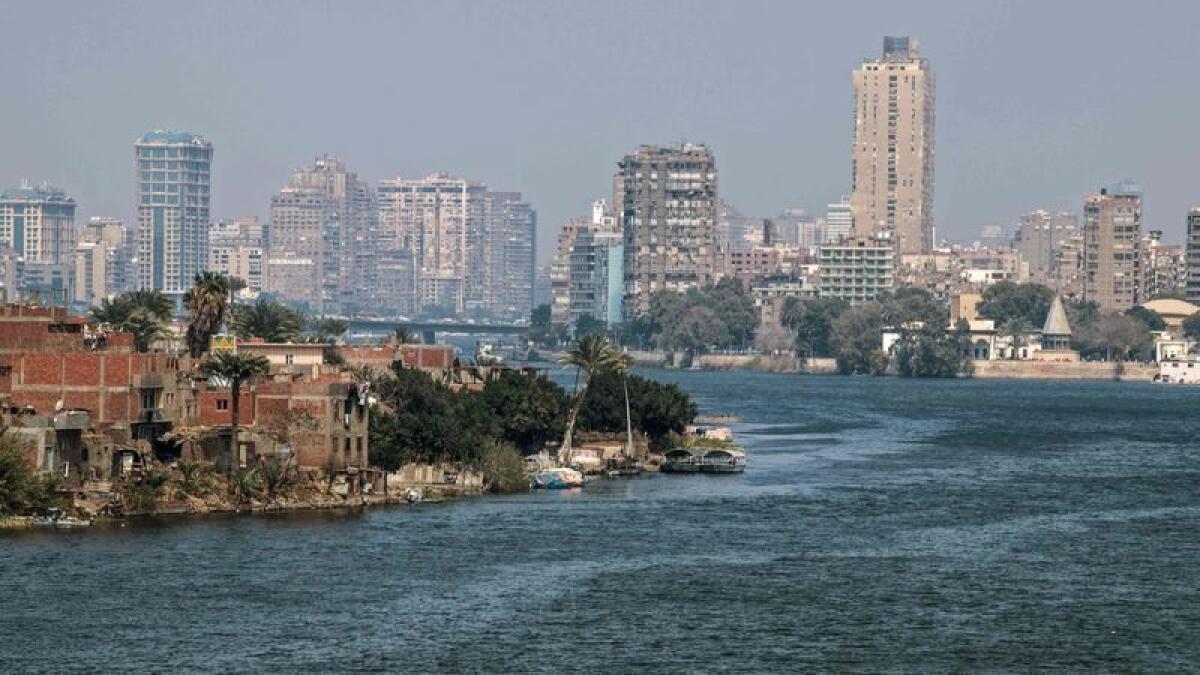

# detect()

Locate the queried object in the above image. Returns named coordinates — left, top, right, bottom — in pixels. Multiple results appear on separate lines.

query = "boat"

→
left=531, top=467, right=584, bottom=489
left=29, top=508, right=93, bottom=528
left=661, top=426, right=747, bottom=474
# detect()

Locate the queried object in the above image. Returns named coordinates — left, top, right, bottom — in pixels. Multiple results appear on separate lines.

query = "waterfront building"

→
left=817, top=236, right=895, bottom=304
left=134, top=130, right=212, bottom=295
left=850, top=37, right=936, bottom=255
left=0, top=184, right=77, bottom=268
left=751, top=279, right=816, bottom=327
left=1185, top=208, right=1200, bottom=303
left=824, top=198, right=852, bottom=245
left=267, top=156, right=375, bottom=314
left=616, top=143, right=718, bottom=316
left=1083, top=185, right=1142, bottom=311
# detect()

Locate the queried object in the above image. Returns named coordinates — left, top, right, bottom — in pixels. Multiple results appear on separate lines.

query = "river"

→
left=3, top=372, right=1199, bottom=671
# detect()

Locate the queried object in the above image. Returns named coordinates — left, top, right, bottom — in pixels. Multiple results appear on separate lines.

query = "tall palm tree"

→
left=558, top=335, right=624, bottom=464
left=201, top=351, right=271, bottom=474
left=231, top=298, right=303, bottom=343
left=124, top=289, right=175, bottom=322
left=184, top=272, right=231, bottom=358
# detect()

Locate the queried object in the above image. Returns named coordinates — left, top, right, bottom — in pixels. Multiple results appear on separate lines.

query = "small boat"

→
left=531, top=467, right=584, bottom=489
left=29, top=508, right=93, bottom=528
left=661, top=448, right=703, bottom=473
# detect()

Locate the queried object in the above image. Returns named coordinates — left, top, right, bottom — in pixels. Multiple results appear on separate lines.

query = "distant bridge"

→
left=345, top=318, right=528, bottom=343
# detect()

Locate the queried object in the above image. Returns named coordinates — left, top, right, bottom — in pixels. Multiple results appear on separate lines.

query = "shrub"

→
left=476, top=441, right=528, bottom=494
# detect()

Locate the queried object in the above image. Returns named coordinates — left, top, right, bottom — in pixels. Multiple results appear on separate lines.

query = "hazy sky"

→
left=3, top=1, right=1198, bottom=263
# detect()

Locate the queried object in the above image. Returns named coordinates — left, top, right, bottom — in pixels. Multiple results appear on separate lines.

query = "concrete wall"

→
left=972, top=360, right=1157, bottom=381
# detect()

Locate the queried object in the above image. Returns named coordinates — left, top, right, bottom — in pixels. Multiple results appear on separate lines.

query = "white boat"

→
left=531, top=467, right=584, bottom=489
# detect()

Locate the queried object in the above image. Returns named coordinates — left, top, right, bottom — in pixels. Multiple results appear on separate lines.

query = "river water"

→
left=3, top=372, right=1199, bottom=672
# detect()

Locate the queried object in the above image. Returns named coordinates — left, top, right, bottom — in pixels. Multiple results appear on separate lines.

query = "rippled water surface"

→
left=3, top=373, right=1200, bottom=672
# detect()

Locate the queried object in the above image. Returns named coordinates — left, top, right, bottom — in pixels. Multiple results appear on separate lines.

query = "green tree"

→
left=575, top=314, right=608, bottom=339
left=201, top=351, right=271, bottom=474
left=1183, top=313, right=1200, bottom=341
left=830, top=302, right=889, bottom=375
left=559, top=335, right=626, bottom=458
left=479, top=370, right=568, bottom=453
left=183, top=272, right=232, bottom=358
left=976, top=282, right=1055, bottom=327
left=660, top=305, right=726, bottom=355
left=231, top=298, right=304, bottom=342
left=1125, top=305, right=1166, bottom=332
left=577, top=370, right=697, bottom=450
left=1074, top=312, right=1152, bottom=362
left=785, top=297, right=849, bottom=358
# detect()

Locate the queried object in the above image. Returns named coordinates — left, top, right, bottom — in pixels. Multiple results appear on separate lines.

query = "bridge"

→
left=346, top=318, right=529, bottom=344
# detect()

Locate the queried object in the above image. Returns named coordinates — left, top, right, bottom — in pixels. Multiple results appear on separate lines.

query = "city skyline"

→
left=4, top=1, right=1200, bottom=265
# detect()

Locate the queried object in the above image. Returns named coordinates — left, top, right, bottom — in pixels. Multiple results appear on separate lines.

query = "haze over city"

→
left=4, top=0, right=1199, bottom=263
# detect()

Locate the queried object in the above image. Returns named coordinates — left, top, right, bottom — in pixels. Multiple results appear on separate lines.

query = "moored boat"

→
left=661, top=426, right=747, bottom=474
left=531, top=467, right=584, bottom=489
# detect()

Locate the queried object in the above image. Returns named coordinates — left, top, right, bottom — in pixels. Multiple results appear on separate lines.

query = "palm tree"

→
left=558, top=335, right=625, bottom=464
left=184, top=272, right=231, bottom=358
left=123, top=289, right=174, bottom=322
left=231, top=298, right=303, bottom=343
left=201, top=351, right=271, bottom=474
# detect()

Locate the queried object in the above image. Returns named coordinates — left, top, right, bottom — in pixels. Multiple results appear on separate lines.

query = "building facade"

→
left=1187, top=208, right=1200, bottom=303
left=266, top=156, right=375, bottom=313
left=850, top=37, right=936, bottom=255
left=1012, top=209, right=1077, bottom=285
left=1083, top=186, right=1142, bottom=311
left=616, top=143, right=718, bottom=316
left=0, top=185, right=77, bottom=267
left=568, top=227, right=623, bottom=328
left=818, top=236, right=895, bottom=304
left=134, top=131, right=212, bottom=295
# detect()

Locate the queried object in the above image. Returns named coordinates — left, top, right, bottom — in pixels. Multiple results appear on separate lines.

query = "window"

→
left=216, top=399, right=229, bottom=411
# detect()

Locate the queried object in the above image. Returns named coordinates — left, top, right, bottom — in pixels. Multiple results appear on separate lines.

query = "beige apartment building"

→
left=850, top=36, right=936, bottom=255
left=1083, top=186, right=1142, bottom=311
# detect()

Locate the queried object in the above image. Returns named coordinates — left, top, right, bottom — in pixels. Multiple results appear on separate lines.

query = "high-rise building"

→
left=824, top=198, right=853, bottom=245
left=209, top=217, right=265, bottom=296
left=1083, top=185, right=1142, bottom=311
left=1137, top=230, right=1186, bottom=301
left=1012, top=209, right=1077, bottom=285
left=79, top=217, right=133, bottom=296
left=72, top=241, right=108, bottom=307
left=0, top=184, right=77, bottom=265
left=615, top=143, right=718, bottom=316
left=550, top=218, right=591, bottom=326
left=1187, top=209, right=1200, bottom=303
left=266, top=156, right=375, bottom=313
left=377, top=174, right=533, bottom=317
left=378, top=173, right=486, bottom=314
left=850, top=37, right=936, bottom=255
left=134, top=130, right=212, bottom=295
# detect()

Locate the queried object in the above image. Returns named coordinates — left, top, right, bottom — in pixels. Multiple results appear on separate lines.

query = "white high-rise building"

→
left=134, top=130, right=212, bottom=295
left=0, top=184, right=76, bottom=265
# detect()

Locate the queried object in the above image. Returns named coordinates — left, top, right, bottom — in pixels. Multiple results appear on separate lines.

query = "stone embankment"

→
left=971, top=360, right=1157, bottom=381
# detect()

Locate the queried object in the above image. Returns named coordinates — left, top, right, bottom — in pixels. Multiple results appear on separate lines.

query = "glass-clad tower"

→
left=134, top=130, right=212, bottom=294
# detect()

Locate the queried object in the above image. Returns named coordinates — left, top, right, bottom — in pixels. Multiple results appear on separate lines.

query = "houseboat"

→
left=661, top=427, right=747, bottom=474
